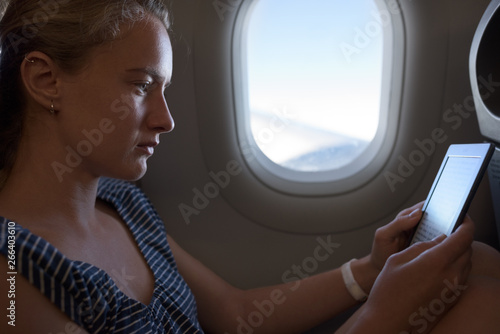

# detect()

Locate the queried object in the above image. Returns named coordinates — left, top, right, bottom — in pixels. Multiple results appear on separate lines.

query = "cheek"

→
left=96, top=116, right=143, bottom=156
left=69, top=75, right=126, bottom=118
left=78, top=90, right=138, bottom=139
left=107, top=88, right=147, bottom=123
left=63, top=111, right=137, bottom=163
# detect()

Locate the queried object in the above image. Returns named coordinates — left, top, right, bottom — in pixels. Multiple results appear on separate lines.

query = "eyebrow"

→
left=126, top=67, right=172, bottom=87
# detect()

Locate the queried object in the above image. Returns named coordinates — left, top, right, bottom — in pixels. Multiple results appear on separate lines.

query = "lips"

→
left=137, top=141, right=159, bottom=155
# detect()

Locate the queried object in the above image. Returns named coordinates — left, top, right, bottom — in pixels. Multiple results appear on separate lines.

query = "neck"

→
left=0, top=139, right=101, bottom=233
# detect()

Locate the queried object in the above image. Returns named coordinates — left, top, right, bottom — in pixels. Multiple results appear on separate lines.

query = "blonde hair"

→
left=0, top=0, right=171, bottom=187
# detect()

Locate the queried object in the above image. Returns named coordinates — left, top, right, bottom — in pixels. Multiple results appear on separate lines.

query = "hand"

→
left=360, top=216, right=474, bottom=333
left=369, top=202, right=424, bottom=273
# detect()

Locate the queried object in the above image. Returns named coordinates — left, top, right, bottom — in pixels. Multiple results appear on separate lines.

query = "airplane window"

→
left=236, top=0, right=394, bottom=183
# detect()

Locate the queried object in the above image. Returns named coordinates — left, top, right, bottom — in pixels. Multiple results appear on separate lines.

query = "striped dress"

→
left=0, top=178, right=204, bottom=333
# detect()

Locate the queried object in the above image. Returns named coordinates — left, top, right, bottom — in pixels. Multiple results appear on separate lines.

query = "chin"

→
left=106, top=163, right=148, bottom=182
left=127, top=168, right=148, bottom=182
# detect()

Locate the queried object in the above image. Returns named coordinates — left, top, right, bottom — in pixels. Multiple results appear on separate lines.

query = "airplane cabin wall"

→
left=141, top=0, right=498, bottom=332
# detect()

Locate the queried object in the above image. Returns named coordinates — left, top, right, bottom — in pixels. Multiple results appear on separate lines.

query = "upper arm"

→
left=167, top=235, right=244, bottom=333
left=0, top=256, right=89, bottom=334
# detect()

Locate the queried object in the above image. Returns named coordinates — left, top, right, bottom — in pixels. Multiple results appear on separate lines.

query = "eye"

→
left=135, top=81, right=153, bottom=94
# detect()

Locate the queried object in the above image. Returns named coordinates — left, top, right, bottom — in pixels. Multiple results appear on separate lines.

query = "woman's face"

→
left=56, top=14, right=174, bottom=181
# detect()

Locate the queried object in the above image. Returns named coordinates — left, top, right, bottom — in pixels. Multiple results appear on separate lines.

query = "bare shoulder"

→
left=0, top=256, right=89, bottom=334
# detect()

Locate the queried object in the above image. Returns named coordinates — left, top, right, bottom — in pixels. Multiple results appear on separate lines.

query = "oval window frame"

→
left=189, top=0, right=409, bottom=234
left=233, top=0, right=404, bottom=196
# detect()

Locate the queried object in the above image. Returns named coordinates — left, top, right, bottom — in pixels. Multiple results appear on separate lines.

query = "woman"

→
left=0, top=1, right=499, bottom=333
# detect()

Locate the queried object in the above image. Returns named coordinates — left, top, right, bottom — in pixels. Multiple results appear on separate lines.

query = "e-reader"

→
left=408, top=143, right=494, bottom=245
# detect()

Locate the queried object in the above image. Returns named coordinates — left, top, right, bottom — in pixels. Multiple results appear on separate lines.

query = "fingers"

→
left=403, top=217, right=474, bottom=266
left=389, top=204, right=474, bottom=260
left=396, top=201, right=425, bottom=218
left=402, top=218, right=474, bottom=285
left=433, top=216, right=474, bottom=262
left=392, top=234, right=447, bottom=264
left=391, top=235, right=472, bottom=289
left=379, top=206, right=423, bottom=238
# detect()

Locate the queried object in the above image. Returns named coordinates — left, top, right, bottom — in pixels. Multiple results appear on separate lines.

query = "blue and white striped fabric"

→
left=0, top=178, right=204, bottom=333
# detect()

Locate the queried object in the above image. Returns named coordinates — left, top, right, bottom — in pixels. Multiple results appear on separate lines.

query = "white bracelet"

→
left=341, top=259, right=368, bottom=302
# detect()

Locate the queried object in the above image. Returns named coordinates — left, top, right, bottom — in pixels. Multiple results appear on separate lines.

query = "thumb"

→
left=388, top=208, right=423, bottom=235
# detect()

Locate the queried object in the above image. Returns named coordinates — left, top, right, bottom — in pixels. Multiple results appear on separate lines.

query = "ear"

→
left=20, top=51, right=61, bottom=113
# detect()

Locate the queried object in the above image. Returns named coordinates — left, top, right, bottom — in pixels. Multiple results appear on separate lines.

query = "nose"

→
left=148, top=95, right=175, bottom=134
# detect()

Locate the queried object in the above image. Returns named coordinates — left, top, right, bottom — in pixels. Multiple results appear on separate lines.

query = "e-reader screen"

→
left=409, top=143, right=494, bottom=245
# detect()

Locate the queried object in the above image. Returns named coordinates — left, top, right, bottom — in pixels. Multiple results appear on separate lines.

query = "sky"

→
left=245, top=0, right=388, bottom=141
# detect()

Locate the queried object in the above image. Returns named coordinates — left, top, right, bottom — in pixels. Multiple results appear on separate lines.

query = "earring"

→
left=50, top=101, right=55, bottom=114
left=24, top=55, right=35, bottom=63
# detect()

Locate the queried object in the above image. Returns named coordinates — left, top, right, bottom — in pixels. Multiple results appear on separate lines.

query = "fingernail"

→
left=409, top=208, right=421, bottom=217
left=432, top=234, right=447, bottom=242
